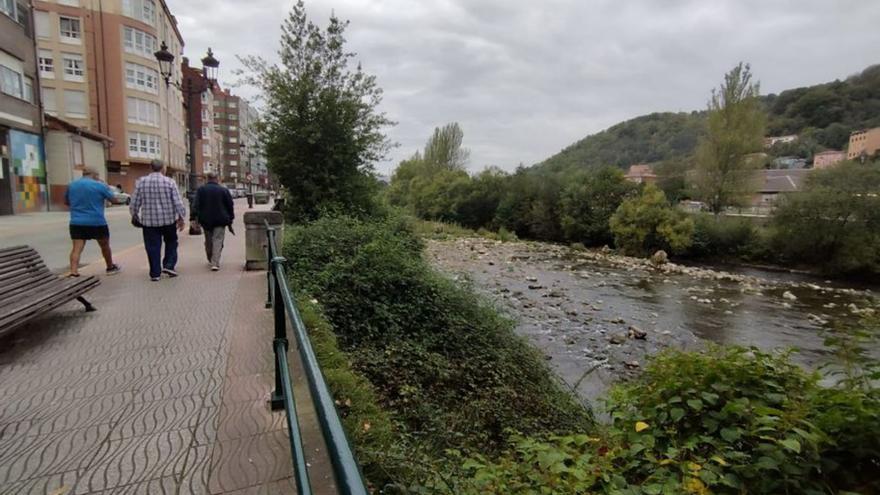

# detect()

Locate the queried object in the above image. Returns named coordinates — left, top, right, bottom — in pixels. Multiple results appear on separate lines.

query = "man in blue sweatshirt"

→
left=65, top=167, right=122, bottom=277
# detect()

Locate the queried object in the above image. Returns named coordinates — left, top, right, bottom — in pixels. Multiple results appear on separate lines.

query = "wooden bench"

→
left=0, top=245, right=100, bottom=337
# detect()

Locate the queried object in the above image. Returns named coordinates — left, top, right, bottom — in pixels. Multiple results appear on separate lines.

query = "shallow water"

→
left=427, top=238, right=877, bottom=403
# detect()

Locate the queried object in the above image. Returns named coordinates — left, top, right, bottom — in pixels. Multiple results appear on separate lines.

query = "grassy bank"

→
left=285, top=214, right=879, bottom=494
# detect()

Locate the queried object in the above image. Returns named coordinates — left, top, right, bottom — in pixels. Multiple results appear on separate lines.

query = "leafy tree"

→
left=610, top=184, right=694, bottom=256
left=772, top=161, right=880, bottom=274
left=693, top=63, right=767, bottom=213
left=423, top=122, right=470, bottom=170
left=558, top=166, right=637, bottom=246
left=654, top=157, right=693, bottom=203
left=240, top=1, right=393, bottom=222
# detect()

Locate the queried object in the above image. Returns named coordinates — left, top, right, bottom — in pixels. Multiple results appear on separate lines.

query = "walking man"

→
left=129, top=159, right=187, bottom=281
left=65, top=167, right=122, bottom=277
left=191, top=171, right=234, bottom=271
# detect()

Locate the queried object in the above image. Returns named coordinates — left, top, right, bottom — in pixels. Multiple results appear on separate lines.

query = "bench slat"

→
left=0, top=245, right=100, bottom=335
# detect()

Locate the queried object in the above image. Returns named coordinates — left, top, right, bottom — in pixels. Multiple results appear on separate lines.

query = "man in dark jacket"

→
left=191, top=171, right=234, bottom=271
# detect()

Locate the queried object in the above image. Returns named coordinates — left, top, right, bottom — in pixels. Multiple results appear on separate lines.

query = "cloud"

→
left=167, top=0, right=880, bottom=174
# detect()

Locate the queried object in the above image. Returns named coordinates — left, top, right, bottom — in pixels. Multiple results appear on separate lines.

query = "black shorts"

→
left=70, top=224, right=110, bottom=240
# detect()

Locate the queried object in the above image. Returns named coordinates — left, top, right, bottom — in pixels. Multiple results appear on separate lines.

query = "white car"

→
left=110, top=186, right=131, bottom=205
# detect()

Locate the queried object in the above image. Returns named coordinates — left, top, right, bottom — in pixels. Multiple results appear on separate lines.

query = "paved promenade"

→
left=0, top=204, right=335, bottom=494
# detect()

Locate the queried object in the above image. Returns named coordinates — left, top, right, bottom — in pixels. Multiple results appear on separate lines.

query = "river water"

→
left=426, top=238, right=878, bottom=403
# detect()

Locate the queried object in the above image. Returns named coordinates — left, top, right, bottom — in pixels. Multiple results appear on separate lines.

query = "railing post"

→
left=265, top=228, right=274, bottom=309
left=270, top=254, right=287, bottom=411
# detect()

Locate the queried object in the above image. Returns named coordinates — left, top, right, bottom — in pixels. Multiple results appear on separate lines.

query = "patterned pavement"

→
left=0, top=204, right=336, bottom=494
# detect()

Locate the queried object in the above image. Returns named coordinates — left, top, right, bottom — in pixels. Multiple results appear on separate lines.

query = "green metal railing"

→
left=265, top=222, right=368, bottom=495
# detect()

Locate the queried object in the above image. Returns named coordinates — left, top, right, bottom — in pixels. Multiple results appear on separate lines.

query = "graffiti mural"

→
left=9, top=129, right=47, bottom=213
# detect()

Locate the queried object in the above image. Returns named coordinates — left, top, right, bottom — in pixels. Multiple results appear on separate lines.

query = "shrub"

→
left=687, top=214, right=760, bottom=258
left=558, top=166, right=638, bottom=246
left=283, top=215, right=592, bottom=465
left=610, top=184, right=694, bottom=256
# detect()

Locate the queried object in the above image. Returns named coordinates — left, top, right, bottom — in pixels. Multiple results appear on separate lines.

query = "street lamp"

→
left=154, top=42, right=219, bottom=235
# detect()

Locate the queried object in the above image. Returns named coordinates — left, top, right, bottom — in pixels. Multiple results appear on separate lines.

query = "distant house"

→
left=624, top=164, right=657, bottom=184
left=812, top=150, right=846, bottom=169
left=764, top=135, right=799, bottom=148
left=751, top=169, right=810, bottom=207
left=772, top=156, right=807, bottom=169
left=44, top=114, right=113, bottom=210
left=847, top=128, right=880, bottom=161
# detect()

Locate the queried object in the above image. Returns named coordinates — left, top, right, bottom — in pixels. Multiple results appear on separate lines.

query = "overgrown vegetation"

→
left=283, top=215, right=593, bottom=490
left=422, top=344, right=880, bottom=494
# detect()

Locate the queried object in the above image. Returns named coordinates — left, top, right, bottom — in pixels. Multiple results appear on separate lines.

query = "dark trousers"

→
left=142, top=224, right=178, bottom=278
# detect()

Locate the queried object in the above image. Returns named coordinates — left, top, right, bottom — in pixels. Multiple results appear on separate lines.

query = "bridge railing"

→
left=264, top=221, right=368, bottom=495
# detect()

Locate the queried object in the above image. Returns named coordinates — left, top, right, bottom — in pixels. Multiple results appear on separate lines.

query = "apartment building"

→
left=238, top=97, right=264, bottom=191
left=33, top=0, right=187, bottom=192
left=847, top=128, right=880, bottom=161
left=1, top=0, right=47, bottom=215
left=211, top=86, right=241, bottom=186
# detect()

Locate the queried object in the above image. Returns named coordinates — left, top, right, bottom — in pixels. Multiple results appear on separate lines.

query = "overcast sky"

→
left=169, top=0, right=880, bottom=175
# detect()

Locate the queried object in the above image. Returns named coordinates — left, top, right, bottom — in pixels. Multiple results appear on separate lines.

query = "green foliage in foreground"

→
left=283, top=215, right=593, bottom=489
left=424, top=346, right=880, bottom=494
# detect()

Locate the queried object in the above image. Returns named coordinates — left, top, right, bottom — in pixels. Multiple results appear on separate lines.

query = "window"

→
left=228, top=148, right=238, bottom=155
left=213, top=100, right=221, bottom=107
left=128, top=131, right=161, bottom=158
left=229, top=136, right=238, bottom=144
left=200, top=91, right=209, bottom=104
left=228, top=113, right=238, bottom=121
left=213, top=124, right=220, bottom=131
left=228, top=125, right=237, bottom=131
left=62, top=53, right=84, bottom=81
left=23, top=76, right=33, bottom=103
left=201, top=108, right=209, bottom=121
left=201, top=127, right=209, bottom=138
left=1, top=0, right=13, bottom=19
left=38, top=49, right=54, bottom=78
left=228, top=160, right=238, bottom=166
left=59, top=0, right=80, bottom=5
left=124, top=62, right=158, bottom=94
left=0, top=64, right=23, bottom=99
left=122, top=26, right=157, bottom=58
left=228, top=101, right=237, bottom=108
left=213, top=112, right=222, bottom=119
left=122, top=0, right=156, bottom=26
left=126, top=96, right=159, bottom=126
left=41, top=87, right=57, bottom=115
left=72, top=140, right=84, bottom=166
left=34, top=10, right=50, bottom=37
left=202, top=143, right=210, bottom=157
left=59, top=16, right=81, bottom=43
left=63, top=89, right=87, bottom=118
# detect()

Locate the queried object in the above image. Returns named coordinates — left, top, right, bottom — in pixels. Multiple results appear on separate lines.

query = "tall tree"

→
left=693, top=63, right=766, bottom=213
left=240, top=1, right=393, bottom=221
left=423, top=123, right=469, bottom=170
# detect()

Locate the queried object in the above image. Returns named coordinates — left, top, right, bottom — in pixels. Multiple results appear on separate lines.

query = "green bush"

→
left=687, top=214, right=760, bottom=259
left=610, top=184, right=694, bottom=256
left=428, top=345, right=880, bottom=494
left=283, top=215, right=593, bottom=472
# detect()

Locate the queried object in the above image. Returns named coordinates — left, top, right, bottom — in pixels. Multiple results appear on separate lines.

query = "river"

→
left=426, top=237, right=878, bottom=404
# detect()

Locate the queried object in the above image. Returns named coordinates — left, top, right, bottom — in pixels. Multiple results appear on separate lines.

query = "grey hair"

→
left=206, top=171, right=218, bottom=180
left=150, top=159, right=164, bottom=172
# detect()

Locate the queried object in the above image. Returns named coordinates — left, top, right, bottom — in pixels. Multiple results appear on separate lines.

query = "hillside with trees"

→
left=537, top=64, right=880, bottom=173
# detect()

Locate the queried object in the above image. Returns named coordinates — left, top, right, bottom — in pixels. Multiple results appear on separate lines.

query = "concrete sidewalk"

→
left=0, top=203, right=336, bottom=494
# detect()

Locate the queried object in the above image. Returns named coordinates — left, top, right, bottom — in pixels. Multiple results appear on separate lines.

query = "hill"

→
left=536, top=64, right=880, bottom=173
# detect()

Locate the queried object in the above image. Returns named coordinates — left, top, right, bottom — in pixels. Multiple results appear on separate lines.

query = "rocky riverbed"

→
left=426, top=237, right=877, bottom=403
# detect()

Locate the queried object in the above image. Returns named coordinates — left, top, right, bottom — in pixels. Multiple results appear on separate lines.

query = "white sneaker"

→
left=211, top=265, right=219, bottom=271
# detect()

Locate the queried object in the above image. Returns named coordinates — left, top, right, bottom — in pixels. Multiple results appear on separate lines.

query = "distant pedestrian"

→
left=191, top=171, right=234, bottom=271
left=129, top=159, right=187, bottom=281
left=65, top=167, right=122, bottom=277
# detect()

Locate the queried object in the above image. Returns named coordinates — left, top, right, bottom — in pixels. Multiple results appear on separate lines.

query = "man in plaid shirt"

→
left=129, top=160, right=187, bottom=281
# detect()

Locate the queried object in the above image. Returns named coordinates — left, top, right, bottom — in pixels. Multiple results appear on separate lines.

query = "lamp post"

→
left=154, top=41, right=219, bottom=234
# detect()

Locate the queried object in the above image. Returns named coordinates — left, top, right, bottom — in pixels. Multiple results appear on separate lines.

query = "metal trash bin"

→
left=244, top=210, right=283, bottom=270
